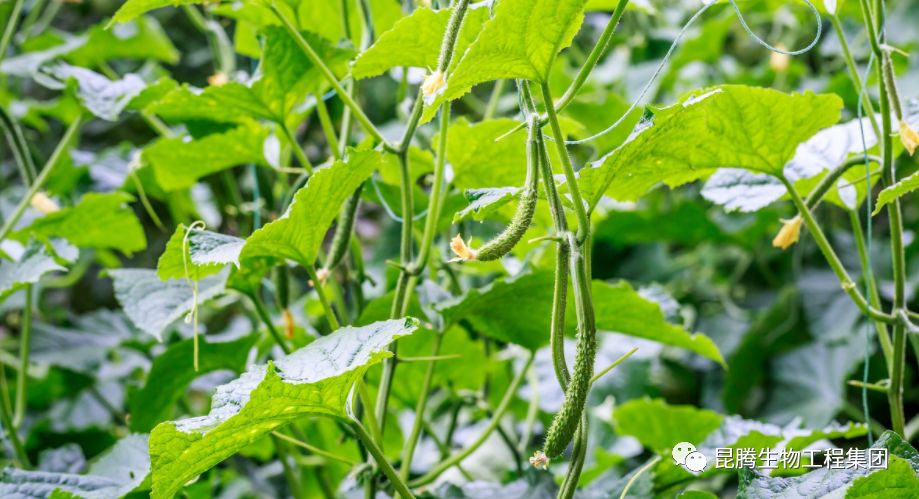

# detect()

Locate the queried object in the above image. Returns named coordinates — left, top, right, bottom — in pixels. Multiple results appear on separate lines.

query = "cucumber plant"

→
left=1, top=0, right=918, bottom=498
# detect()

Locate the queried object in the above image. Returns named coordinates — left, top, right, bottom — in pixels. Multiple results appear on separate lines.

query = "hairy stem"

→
left=13, top=284, right=32, bottom=427
left=350, top=420, right=416, bottom=498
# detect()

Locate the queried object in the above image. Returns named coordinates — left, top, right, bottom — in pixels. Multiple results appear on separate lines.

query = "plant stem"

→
left=540, top=83, right=590, bottom=243
left=306, top=266, right=341, bottom=331
left=829, top=14, right=880, bottom=137
left=590, top=347, right=639, bottom=385
left=0, top=105, right=38, bottom=183
left=0, top=367, right=29, bottom=468
left=247, top=292, right=292, bottom=354
left=271, top=433, right=304, bottom=499
left=399, top=330, right=444, bottom=480
left=0, top=115, right=82, bottom=244
left=0, top=0, right=24, bottom=63
left=410, top=353, right=534, bottom=488
left=780, top=177, right=895, bottom=325
left=314, top=92, right=341, bottom=160
left=280, top=122, right=314, bottom=174
left=555, top=0, right=630, bottom=110
left=558, top=415, right=588, bottom=499
left=350, top=420, right=416, bottom=498
left=848, top=209, right=892, bottom=366
left=271, top=431, right=357, bottom=466
left=483, top=79, right=506, bottom=120
left=13, top=284, right=32, bottom=427
left=409, top=102, right=450, bottom=274
left=269, top=3, right=390, bottom=149
left=619, top=456, right=661, bottom=499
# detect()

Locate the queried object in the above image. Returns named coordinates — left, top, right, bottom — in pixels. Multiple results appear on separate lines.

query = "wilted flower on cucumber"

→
left=772, top=215, right=803, bottom=250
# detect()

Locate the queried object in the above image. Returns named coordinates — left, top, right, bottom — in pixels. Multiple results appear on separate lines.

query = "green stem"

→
left=0, top=0, right=24, bottom=63
left=314, top=92, right=341, bottom=160
left=399, top=330, right=444, bottom=480
left=555, top=0, right=629, bottom=110
left=540, top=83, right=589, bottom=242
left=829, top=14, right=880, bottom=137
left=0, top=105, right=38, bottom=183
left=13, top=285, right=32, bottom=427
left=247, top=292, right=292, bottom=354
left=0, top=368, right=29, bottom=468
left=271, top=434, right=304, bottom=499
left=280, top=122, right=314, bottom=174
left=408, top=102, right=450, bottom=273
left=271, top=431, right=357, bottom=466
left=558, top=415, right=588, bottom=499
left=590, top=347, right=639, bottom=385
left=848, top=209, right=893, bottom=367
left=0, top=115, right=82, bottom=244
left=306, top=266, right=341, bottom=331
left=350, top=420, right=416, bottom=498
left=409, top=353, right=534, bottom=488
left=619, top=456, right=661, bottom=499
left=483, top=79, right=506, bottom=120
left=269, top=3, right=390, bottom=148
left=780, top=177, right=895, bottom=325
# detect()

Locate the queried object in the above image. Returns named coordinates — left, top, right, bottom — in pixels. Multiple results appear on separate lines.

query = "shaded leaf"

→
left=128, top=334, right=257, bottom=432
left=144, top=122, right=270, bottom=191
left=149, top=318, right=420, bottom=499
left=109, top=268, right=229, bottom=341
left=17, top=192, right=146, bottom=253
left=38, top=63, right=147, bottom=121
left=0, top=434, right=149, bottom=498
left=454, top=187, right=521, bottom=222
left=0, top=239, right=75, bottom=301
left=613, top=398, right=723, bottom=452
left=447, top=118, right=528, bottom=190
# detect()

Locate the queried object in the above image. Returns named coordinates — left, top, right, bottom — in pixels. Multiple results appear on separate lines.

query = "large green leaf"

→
left=613, top=398, right=724, bottom=452
left=109, top=268, right=229, bottom=341
left=588, top=280, right=724, bottom=365
left=446, top=118, right=528, bottom=190
left=128, top=334, right=257, bottom=432
left=0, top=434, right=149, bottom=498
left=0, top=239, right=75, bottom=301
left=148, top=318, right=420, bottom=499
left=739, top=431, right=919, bottom=498
left=146, top=82, right=278, bottom=124
left=17, top=192, right=146, bottom=253
left=424, top=0, right=588, bottom=120
left=847, top=455, right=919, bottom=497
left=112, top=0, right=202, bottom=25
left=157, top=225, right=245, bottom=281
left=144, top=122, right=270, bottom=191
left=351, top=5, right=489, bottom=80
left=241, top=149, right=380, bottom=266
left=578, top=86, right=843, bottom=207
left=67, top=16, right=179, bottom=67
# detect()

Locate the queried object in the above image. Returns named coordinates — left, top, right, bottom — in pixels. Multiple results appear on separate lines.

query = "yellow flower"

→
left=30, top=192, right=59, bottom=214
left=208, top=72, right=229, bottom=87
left=900, top=120, right=919, bottom=156
left=282, top=309, right=295, bottom=339
left=449, top=234, right=477, bottom=261
left=772, top=215, right=803, bottom=250
left=529, top=451, right=550, bottom=470
left=421, top=70, right=446, bottom=104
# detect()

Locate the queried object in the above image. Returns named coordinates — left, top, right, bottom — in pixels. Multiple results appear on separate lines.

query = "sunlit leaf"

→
left=149, top=318, right=419, bottom=499
left=157, top=225, right=244, bottom=281
left=873, top=170, right=919, bottom=215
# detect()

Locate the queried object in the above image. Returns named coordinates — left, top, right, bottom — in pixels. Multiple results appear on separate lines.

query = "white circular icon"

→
left=672, top=442, right=697, bottom=465
left=684, top=451, right=708, bottom=473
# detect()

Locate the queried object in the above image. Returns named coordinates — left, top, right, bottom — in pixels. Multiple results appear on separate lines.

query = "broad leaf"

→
left=38, top=63, right=147, bottom=121
left=847, top=455, right=919, bottom=497
left=112, top=0, right=202, bottom=25
left=0, top=434, right=150, bottom=498
left=588, top=280, right=724, bottom=365
left=31, top=310, right=142, bottom=374
left=739, top=431, right=919, bottom=498
left=351, top=5, right=489, bottom=80
left=241, top=149, right=380, bottom=266
left=0, top=239, right=76, bottom=301
left=702, top=117, right=879, bottom=212
left=578, top=86, right=842, bottom=207
left=424, top=0, right=588, bottom=120
left=148, top=318, right=420, bottom=499
left=67, top=16, right=179, bottom=67
left=144, top=122, right=270, bottom=191
left=17, top=192, right=146, bottom=253
left=447, top=118, right=528, bottom=190
left=109, top=268, right=229, bottom=341
left=128, top=334, right=257, bottom=432
left=873, top=170, right=919, bottom=215
left=157, top=225, right=244, bottom=281
left=146, top=82, right=278, bottom=124
left=613, top=398, right=724, bottom=451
